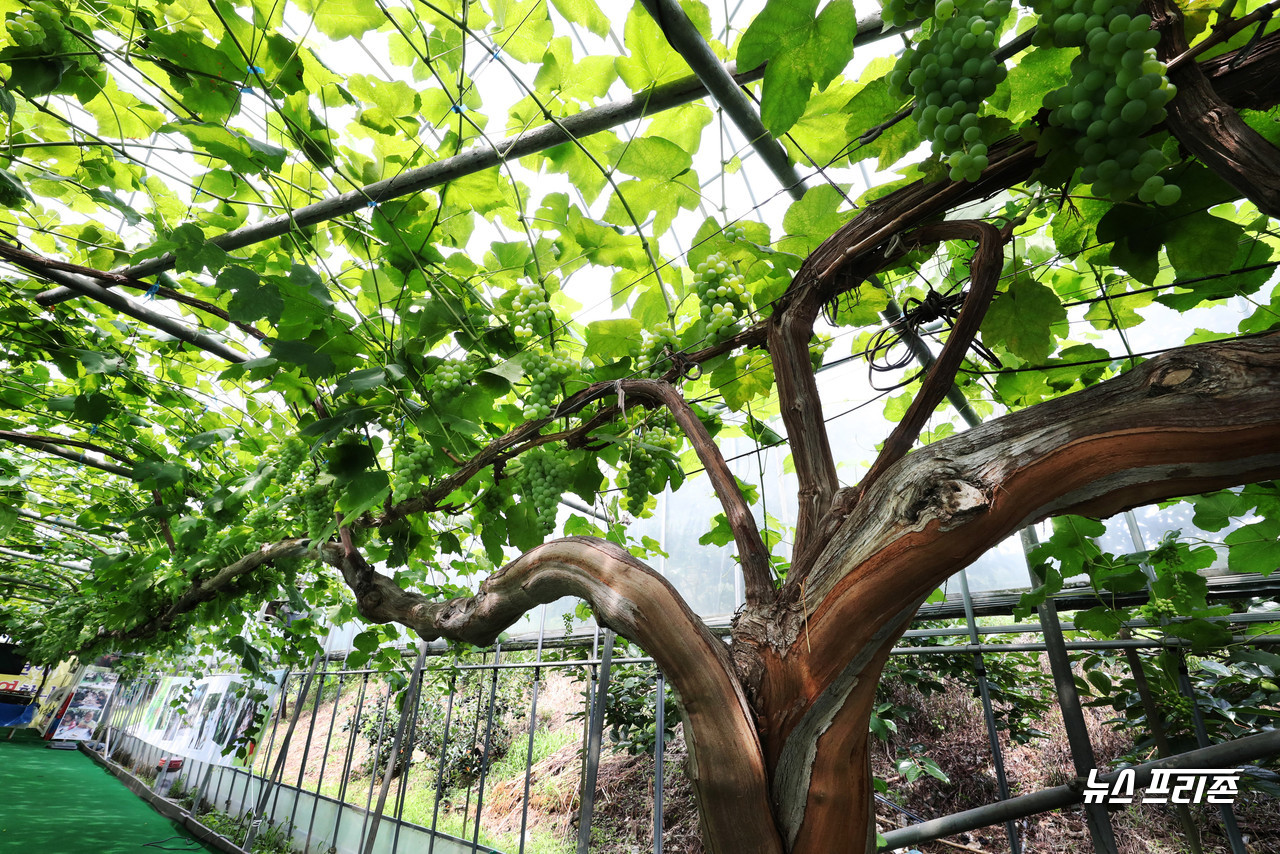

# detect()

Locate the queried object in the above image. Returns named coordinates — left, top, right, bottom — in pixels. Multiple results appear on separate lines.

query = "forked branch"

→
left=854, top=220, right=1007, bottom=496
left=625, top=381, right=775, bottom=604
left=327, top=535, right=784, bottom=854
left=1149, top=0, right=1280, bottom=216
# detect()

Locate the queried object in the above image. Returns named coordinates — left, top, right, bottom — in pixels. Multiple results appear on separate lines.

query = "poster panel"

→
left=52, top=665, right=119, bottom=741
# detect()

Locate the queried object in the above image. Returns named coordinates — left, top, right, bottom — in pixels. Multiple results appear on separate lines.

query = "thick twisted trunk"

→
left=729, top=333, right=1280, bottom=853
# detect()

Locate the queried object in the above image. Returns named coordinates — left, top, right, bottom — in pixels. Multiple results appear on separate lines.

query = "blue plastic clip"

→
left=450, top=103, right=464, bottom=113
left=89, top=424, right=98, bottom=435
left=240, top=87, right=253, bottom=94
left=247, top=65, right=264, bottom=74
left=145, top=281, right=160, bottom=299
left=366, top=199, right=378, bottom=208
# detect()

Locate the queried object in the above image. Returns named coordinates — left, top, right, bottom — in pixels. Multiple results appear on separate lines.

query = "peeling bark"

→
left=343, top=536, right=785, bottom=854
left=1149, top=0, right=1280, bottom=216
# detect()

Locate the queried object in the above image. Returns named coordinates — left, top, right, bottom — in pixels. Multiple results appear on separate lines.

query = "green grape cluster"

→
left=434, top=358, right=472, bottom=393
left=523, top=350, right=577, bottom=419
left=392, top=441, right=432, bottom=498
left=641, top=321, right=680, bottom=378
left=4, top=2, right=98, bottom=71
left=809, top=334, right=832, bottom=372
left=888, top=0, right=1013, bottom=183
left=510, top=280, right=553, bottom=339
left=1035, top=2, right=1181, bottom=205
left=243, top=505, right=282, bottom=540
left=694, top=254, right=749, bottom=343
left=881, top=0, right=937, bottom=27
left=1167, top=694, right=1194, bottom=718
left=1139, top=596, right=1179, bottom=621
left=301, top=480, right=337, bottom=539
left=622, top=427, right=681, bottom=516
left=723, top=223, right=747, bottom=242
left=5, top=6, right=48, bottom=47
left=269, top=437, right=308, bottom=484
left=516, top=448, right=573, bottom=534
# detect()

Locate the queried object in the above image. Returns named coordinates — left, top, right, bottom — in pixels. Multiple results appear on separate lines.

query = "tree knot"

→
left=935, top=479, right=988, bottom=524
left=1148, top=360, right=1201, bottom=395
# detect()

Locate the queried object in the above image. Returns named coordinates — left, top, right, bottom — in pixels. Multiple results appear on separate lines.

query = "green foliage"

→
left=0, top=6, right=1277, bottom=829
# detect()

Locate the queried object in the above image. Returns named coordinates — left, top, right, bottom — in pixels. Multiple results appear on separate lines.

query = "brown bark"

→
left=334, top=535, right=784, bottom=854
left=1149, top=0, right=1280, bottom=216
left=744, top=333, right=1280, bottom=853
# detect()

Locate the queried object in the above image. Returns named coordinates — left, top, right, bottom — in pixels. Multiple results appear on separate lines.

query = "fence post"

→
left=1020, top=528, right=1118, bottom=854
left=957, top=570, right=1022, bottom=854
left=244, top=653, right=321, bottom=851
left=1122, top=511, right=1247, bottom=854
left=577, top=629, right=615, bottom=854
left=653, top=669, right=665, bottom=854
left=363, top=641, right=429, bottom=854
left=519, top=607, right=548, bottom=854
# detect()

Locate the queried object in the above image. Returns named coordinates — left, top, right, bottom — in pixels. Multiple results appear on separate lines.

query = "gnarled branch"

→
left=112, top=539, right=313, bottom=642
left=1149, top=0, right=1280, bottom=216
left=326, top=535, right=784, bottom=854
left=853, top=220, right=1007, bottom=497
left=625, top=381, right=775, bottom=604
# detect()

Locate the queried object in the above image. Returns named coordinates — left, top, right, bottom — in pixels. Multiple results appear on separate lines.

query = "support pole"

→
left=244, top=655, right=321, bottom=851
left=362, top=641, right=429, bottom=854
left=653, top=670, right=666, bottom=854
left=470, top=642, right=503, bottom=853
left=519, top=607, right=548, bottom=854
left=1123, top=512, right=1248, bottom=854
left=1020, top=528, right=1118, bottom=854
left=957, top=569, right=1022, bottom=854
left=577, top=629, right=615, bottom=854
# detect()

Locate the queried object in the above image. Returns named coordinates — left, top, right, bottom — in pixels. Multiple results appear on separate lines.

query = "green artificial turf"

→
left=0, top=728, right=221, bottom=854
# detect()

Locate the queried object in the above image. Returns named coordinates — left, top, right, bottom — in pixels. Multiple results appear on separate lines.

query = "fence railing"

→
left=97, top=603, right=1280, bottom=854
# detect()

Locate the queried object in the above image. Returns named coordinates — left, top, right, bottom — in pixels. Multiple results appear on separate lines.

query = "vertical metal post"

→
left=957, top=570, right=1021, bottom=854
left=1123, top=512, right=1246, bottom=854
left=290, top=661, right=330, bottom=833
left=470, top=643, right=503, bottom=853
left=332, top=671, right=371, bottom=847
left=305, top=668, right=347, bottom=852
left=653, top=670, right=666, bottom=854
left=363, top=641, right=430, bottom=854
left=245, top=654, right=321, bottom=851
left=391, top=657, right=426, bottom=854
left=519, top=607, right=548, bottom=854
left=358, top=678, right=395, bottom=847
left=1120, top=646, right=1203, bottom=852
left=577, top=629, right=615, bottom=854
left=1020, top=528, right=1118, bottom=854
left=427, top=669, right=459, bottom=854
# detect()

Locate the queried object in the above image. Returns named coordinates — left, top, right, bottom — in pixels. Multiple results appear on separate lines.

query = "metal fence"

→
left=97, top=585, right=1280, bottom=854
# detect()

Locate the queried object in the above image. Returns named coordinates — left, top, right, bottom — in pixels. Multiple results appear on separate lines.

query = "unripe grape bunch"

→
left=1034, top=1, right=1181, bottom=205
left=694, top=253, right=750, bottom=343
left=641, top=321, right=681, bottom=378
left=300, top=480, right=338, bottom=539
left=810, top=334, right=833, bottom=372
left=268, top=437, right=308, bottom=484
left=516, top=448, right=573, bottom=534
left=3, top=2, right=100, bottom=71
left=433, top=358, right=472, bottom=393
left=888, top=0, right=1013, bottom=183
left=392, top=441, right=432, bottom=498
left=882, top=0, right=939, bottom=27
left=523, top=350, right=577, bottom=419
left=509, top=280, right=554, bottom=340
left=622, top=427, right=682, bottom=515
